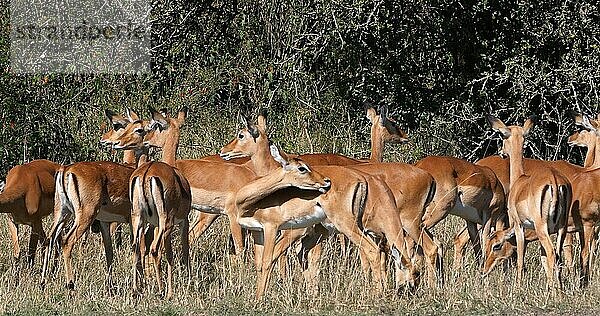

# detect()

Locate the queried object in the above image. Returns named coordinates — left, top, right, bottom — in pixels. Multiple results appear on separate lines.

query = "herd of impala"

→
left=1, top=105, right=600, bottom=299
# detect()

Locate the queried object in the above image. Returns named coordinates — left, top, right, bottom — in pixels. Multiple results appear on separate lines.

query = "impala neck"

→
left=587, top=137, right=600, bottom=169
left=160, top=133, right=179, bottom=167
left=507, top=144, right=525, bottom=189
left=123, top=150, right=136, bottom=166
left=135, top=148, right=150, bottom=167
left=370, top=126, right=384, bottom=162
left=235, top=169, right=287, bottom=212
left=250, top=135, right=280, bottom=176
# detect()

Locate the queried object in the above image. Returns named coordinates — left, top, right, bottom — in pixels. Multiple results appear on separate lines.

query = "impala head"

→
left=109, top=106, right=187, bottom=150
left=99, top=108, right=139, bottom=147
left=220, top=109, right=268, bottom=160
left=482, top=228, right=516, bottom=276
left=366, top=105, right=409, bottom=145
left=270, top=145, right=331, bottom=193
left=487, top=115, right=537, bottom=158
left=568, top=130, right=597, bottom=148
left=573, top=112, right=600, bottom=134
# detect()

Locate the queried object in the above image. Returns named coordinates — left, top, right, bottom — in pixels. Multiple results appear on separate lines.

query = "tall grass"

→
left=1, top=214, right=600, bottom=315
left=0, top=108, right=597, bottom=314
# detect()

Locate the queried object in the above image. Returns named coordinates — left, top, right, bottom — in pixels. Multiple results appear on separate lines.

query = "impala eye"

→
left=134, top=128, right=145, bottom=135
left=238, top=133, right=244, bottom=139
left=492, top=243, right=503, bottom=251
left=298, top=166, right=308, bottom=173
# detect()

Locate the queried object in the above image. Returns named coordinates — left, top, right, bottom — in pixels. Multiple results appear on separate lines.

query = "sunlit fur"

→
left=0, top=159, right=60, bottom=265
left=486, top=115, right=571, bottom=291
left=221, top=112, right=437, bottom=296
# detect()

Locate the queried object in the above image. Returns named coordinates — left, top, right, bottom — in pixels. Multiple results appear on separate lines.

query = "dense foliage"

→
left=1, top=0, right=599, bottom=177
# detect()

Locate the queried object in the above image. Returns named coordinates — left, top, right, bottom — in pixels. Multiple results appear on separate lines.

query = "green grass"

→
left=1, top=215, right=599, bottom=315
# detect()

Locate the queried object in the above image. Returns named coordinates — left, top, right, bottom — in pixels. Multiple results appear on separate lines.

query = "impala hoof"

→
left=397, top=283, right=417, bottom=297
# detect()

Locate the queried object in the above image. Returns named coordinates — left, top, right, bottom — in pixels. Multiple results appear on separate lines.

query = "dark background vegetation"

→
left=1, top=0, right=599, bottom=178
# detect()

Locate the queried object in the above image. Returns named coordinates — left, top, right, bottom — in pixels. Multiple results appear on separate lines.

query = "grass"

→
left=0, top=108, right=597, bottom=315
left=1, top=215, right=600, bottom=315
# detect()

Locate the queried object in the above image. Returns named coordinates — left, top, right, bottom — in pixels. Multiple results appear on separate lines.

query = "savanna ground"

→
left=1, top=205, right=600, bottom=315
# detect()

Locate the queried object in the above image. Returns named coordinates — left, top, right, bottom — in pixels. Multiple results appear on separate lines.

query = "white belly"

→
left=238, top=217, right=264, bottom=231
left=279, top=204, right=326, bottom=230
left=450, top=193, right=482, bottom=223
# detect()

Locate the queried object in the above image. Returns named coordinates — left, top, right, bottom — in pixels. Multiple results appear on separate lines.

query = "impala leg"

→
left=536, top=228, right=556, bottom=291
left=228, top=214, right=246, bottom=257
left=150, top=226, right=164, bottom=294
left=579, top=225, right=594, bottom=288
left=163, top=226, right=174, bottom=300
left=130, top=214, right=145, bottom=295
left=296, top=226, right=328, bottom=293
left=347, top=232, right=383, bottom=292
left=252, top=231, right=264, bottom=271
left=27, top=221, right=45, bottom=268
left=562, top=233, right=574, bottom=273
left=555, top=225, right=567, bottom=291
left=466, top=221, right=482, bottom=266
left=110, top=222, right=124, bottom=249
left=41, top=198, right=73, bottom=288
left=256, top=224, right=277, bottom=299
left=61, top=210, right=96, bottom=290
left=188, top=213, right=219, bottom=243
left=401, top=216, right=443, bottom=287
left=514, top=224, right=526, bottom=287
left=452, top=226, right=469, bottom=271
left=7, top=216, right=20, bottom=262
left=98, top=221, right=115, bottom=289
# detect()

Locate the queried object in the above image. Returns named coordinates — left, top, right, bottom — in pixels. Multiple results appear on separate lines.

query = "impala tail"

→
left=55, top=168, right=76, bottom=219
left=352, top=182, right=368, bottom=234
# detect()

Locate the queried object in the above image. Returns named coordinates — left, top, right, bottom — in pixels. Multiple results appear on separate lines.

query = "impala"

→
left=364, top=106, right=505, bottom=271
left=41, top=109, right=152, bottom=289
left=484, top=114, right=600, bottom=287
left=107, top=106, right=191, bottom=299
left=486, top=115, right=571, bottom=290
left=220, top=110, right=442, bottom=290
left=474, top=114, right=600, bottom=277
left=0, top=159, right=60, bottom=265
left=189, top=111, right=362, bottom=244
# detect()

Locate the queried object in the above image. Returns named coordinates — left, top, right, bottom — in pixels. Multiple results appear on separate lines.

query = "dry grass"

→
left=1, top=215, right=599, bottom=315
left=0, top=109, right=598, bottom=315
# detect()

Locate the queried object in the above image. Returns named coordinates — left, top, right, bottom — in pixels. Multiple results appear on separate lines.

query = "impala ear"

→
left=243, top=113, right=259, bottom=140
left=576, top=114, right=598, bottom=132
left=159, top=107, right=169, bottom=118
left=257, top=108, right=267, bottom=130
left=125, top=108, right=140, bottom=122
left=486, top=115, right=511, bottom=139
left=0, top=180, right=5, bottom=193
left=105, top=109, right=128, bottom=130
left=270, top=145, right=288, bottom=168
left=366, top=107, right=377, bottom=123
left=177, top=107, right=188, bottom=126
left=148, top=106, right=169, bottom=131
left=522, top=115, right=537, bottom=137
left=379, top=105, right=388, bottom=126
